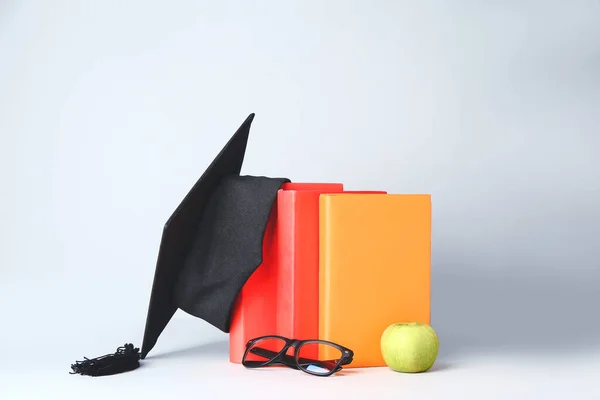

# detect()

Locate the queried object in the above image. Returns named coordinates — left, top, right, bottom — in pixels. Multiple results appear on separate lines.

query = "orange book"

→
left=318, top=194, right=431, bottom=367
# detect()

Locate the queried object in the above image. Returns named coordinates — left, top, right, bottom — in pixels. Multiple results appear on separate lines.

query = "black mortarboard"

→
left=70, top=114, right=290, bottom=376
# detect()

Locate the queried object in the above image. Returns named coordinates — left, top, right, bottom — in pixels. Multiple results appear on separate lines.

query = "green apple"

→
left=380, top=322, right=439, bottom=373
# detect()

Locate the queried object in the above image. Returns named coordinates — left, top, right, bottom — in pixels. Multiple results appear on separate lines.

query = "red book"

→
left=228, top=204, right=280, bottom=363
left=276, top=183, right=345, bottom=341
left=229, top=183, right=343, bottom=363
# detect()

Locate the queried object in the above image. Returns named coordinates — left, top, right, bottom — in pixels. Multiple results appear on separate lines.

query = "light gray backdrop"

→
left=1, top=1, right=599, bottom=398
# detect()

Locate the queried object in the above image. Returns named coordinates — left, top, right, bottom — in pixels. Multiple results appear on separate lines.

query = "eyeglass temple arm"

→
left=249, top=347, right=334, bottom=368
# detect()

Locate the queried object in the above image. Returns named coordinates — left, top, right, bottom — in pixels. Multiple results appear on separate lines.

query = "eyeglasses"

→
left=242, top=335, right=354, bottom=376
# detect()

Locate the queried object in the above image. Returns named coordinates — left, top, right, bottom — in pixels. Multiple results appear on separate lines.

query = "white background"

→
left=1, top=1, right=599, bottom=398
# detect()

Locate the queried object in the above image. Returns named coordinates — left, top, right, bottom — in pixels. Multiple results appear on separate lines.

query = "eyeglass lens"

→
left=244, top=337, right=288, bottom=367
left=296, top=341, right=342, bottom=375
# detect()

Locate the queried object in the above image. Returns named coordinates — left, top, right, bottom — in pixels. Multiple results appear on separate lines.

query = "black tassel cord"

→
left=70, top=344, right=141, bottom=376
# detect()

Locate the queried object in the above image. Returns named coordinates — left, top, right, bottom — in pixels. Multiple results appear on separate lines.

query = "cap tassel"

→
left=70, top=344, right=141, bottom=376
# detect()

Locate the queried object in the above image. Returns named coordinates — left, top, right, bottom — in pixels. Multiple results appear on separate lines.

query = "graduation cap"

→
left=70, top=114, right=290, bottom=376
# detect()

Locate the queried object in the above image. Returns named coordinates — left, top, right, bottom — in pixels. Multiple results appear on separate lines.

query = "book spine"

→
left=293, top=192, right=321, bottom=341
left=275, top=190, right=297, bottom=338
left=318, top=194, right=332, bottom=346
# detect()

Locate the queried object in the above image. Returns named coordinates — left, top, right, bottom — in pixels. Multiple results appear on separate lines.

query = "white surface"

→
left=2, top=315, right=600, bottom=399
left=1, top=0, right=599, bottom=398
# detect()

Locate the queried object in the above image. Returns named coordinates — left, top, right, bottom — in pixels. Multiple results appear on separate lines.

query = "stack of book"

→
left=229, top=182, right=431, bottom=368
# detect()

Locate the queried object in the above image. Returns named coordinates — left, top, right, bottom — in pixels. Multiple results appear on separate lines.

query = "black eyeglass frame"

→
left=241, top=335, right=354, bottom=377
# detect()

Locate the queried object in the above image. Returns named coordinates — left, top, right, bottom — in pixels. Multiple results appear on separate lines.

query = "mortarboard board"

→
left=70, top=113, right=290, bottom=376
